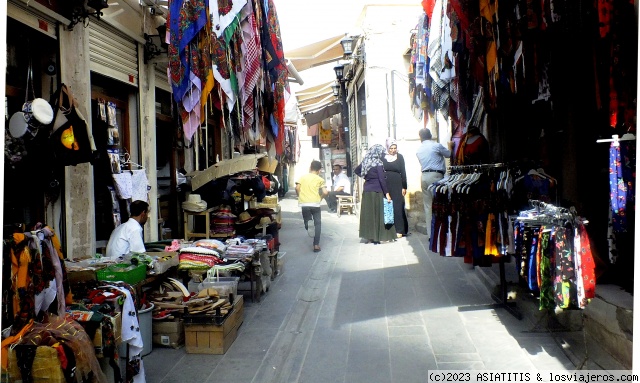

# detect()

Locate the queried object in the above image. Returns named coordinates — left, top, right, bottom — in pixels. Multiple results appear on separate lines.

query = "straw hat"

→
left=236, top=211, right=254, bottom=224
left=255, top=216, right=273, bottom=230
left=182, top=194, right=207, bottom=212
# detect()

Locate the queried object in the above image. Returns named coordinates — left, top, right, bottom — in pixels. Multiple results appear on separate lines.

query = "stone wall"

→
left=406, top=190, right=427, bottom=235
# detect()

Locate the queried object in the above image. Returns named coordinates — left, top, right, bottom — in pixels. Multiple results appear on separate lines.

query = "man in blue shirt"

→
left=416, top=128, right=453, bottom=242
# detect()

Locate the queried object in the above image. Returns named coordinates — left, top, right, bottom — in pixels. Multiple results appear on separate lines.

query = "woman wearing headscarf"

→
left=354, top=144, right=397, bottom=243
left=383, top=138, right=409, bottom=237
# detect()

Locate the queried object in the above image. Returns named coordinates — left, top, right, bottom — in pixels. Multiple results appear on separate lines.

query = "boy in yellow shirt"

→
left=295, top=160, right=328, bottom=252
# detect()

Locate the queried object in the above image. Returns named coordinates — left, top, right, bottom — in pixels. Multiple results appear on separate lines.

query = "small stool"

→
left=336, top=195, right=356, bottom=217
left=183, top=207, right=215, bottom=240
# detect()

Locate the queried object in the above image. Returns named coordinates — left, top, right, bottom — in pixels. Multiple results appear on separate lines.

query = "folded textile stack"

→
left=193, top=239, right=227, bottom=253
left=178, top=247, right=226, bottom=270
left=225, top=244, right=256, bottom=259
left=211, top=208, right=236, bottom=236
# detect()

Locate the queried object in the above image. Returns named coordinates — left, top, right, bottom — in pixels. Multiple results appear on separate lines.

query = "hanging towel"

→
left=110, top=285, right=146, bottom=383
left=112, top=172, right=133, bottom=199
left=131, top=169, right=149, bottom=202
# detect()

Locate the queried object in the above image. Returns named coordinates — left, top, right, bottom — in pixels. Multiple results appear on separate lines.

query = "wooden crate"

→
left=184, top=295, right=244, bottom=354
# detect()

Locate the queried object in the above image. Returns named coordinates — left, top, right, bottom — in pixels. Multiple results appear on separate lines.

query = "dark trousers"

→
left=301, top=206, right=321, bottom=245
left=325, top=191, right=350, bottom=211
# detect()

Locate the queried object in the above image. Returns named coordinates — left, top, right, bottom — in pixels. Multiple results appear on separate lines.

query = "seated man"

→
left=325, top=164, right=351, bottom=213
left=106, top=200, right=149, bottom=258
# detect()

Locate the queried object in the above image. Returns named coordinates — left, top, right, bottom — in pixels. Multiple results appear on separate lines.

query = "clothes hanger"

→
left=121, top=152, right=144, bottom=170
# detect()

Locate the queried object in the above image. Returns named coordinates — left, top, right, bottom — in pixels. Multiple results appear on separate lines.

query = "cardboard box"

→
left=257, top=157, right=278, bottom=173
left=189, top=154, right=266, bottom=191
left=184, top=295, right=244, bottom=354
left=153, top=319, right=184, bottom=348
left=67, top=269, right=98, bottom=283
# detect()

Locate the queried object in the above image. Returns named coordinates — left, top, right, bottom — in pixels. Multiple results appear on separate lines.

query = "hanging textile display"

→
left=7, top=225, right=72, bottom=332
left=166, top=0, right=289, bottom=153
left=259, top=0, right=290, bottom=155
left=513, top=201, right=595, bottom=311
left=240, top=1, right=262, bottom=132
left=167, top=0, right=214, bottom=142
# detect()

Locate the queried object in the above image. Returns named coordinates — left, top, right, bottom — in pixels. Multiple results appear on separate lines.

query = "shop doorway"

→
left=4, top=17, right=59, bottom=233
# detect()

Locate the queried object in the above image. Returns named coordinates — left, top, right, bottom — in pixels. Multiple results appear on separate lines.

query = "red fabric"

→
left=422, top=0, right=436, bottom=19
left=55, top=344, right=68, bottom=369
left=578, top=224, right=596, bottom=300
left=179, top=253, right=224, bottom=267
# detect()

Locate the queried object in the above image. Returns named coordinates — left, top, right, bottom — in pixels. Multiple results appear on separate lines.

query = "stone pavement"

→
left=142, top=193, right=615, bottom=383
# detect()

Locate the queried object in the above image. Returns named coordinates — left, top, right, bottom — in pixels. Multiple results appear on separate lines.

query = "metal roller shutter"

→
left=8, top=1, right=57, bottom=40
left=154, top=62, right=171, bottom=93
left=89, top=22, right=139, bottom=86
left=349, top=97, right=357, bottom=168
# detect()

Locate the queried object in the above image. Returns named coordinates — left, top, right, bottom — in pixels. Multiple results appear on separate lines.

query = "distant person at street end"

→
left=295, top=160, right=328, bottom=253
left=382, top=137, right=409, bottom=238
left=416, top=128, right=453, bottom=242
left=324, top=164, right=351, bottom=213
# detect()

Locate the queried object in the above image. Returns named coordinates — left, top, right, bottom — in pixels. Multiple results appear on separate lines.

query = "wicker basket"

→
left=97, top=263, right=147, bottom=285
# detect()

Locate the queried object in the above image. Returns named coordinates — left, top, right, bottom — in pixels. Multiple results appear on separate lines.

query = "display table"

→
left=184, top=207, right=215, bottom=240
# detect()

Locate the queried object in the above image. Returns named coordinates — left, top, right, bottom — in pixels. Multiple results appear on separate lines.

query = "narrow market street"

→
left=142, top=193, right=621, bottom=383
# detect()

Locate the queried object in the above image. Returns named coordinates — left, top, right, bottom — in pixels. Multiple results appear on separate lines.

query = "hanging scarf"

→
left=360, top=144, right=386, bottom=177
left=168, top=0, right=208, bottom=103
left=609, top=143, right=627, bottom=214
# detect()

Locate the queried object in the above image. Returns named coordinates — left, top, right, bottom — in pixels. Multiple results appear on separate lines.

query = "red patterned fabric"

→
left=577, top=224, right=596, bottom=300
left=179, top=253, right=225, bottom=267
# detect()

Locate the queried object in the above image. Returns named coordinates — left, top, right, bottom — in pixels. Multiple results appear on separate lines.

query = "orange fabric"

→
left=1, top=320, right=34, bottom=369
left=11, top=234, right=31, bottom=316
left=484, top=213, right=499, bottom=256
left=199, top=11, right=215, bottom=123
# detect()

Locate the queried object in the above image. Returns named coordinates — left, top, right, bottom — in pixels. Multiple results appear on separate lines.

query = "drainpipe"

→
left=391, top=71, right=397, bottom=139
left=385, top=72, right=391, bottom=138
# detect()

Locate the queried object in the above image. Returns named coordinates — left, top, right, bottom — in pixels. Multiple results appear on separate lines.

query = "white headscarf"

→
left=385, top=137, right=398, bottom=162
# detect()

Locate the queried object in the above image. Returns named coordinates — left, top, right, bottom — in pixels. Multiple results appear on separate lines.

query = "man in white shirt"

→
left=324, top=164, right=351, bottom=213
left=106, top=200, right=149, bottom=258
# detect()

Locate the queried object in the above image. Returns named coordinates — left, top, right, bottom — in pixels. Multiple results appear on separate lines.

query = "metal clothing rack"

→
left=458, top=254, right=523, bottom=320
left=446, top=163, right=523, bottom=319
left=448, top=162, right=508, bottom=171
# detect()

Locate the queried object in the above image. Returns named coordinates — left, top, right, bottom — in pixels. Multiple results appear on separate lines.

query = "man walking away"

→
left=416, top=128, right=453, bottom=242
left=295, top=160, right=329, bottom=253
left=325, top=164, right=351, bottom=213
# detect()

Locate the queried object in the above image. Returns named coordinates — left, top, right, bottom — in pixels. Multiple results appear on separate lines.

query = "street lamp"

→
left=331, top=81, right=340, bottom=97
left=333, top=64, right=345, bottom=81
left=340, top=36, right=354, bottom=57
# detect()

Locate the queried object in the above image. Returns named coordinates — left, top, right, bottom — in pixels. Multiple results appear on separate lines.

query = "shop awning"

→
left=285, top=34, right=345, bottom=72
left=294, top=81, right=341, bottom=126
left=303, top=103, right=342, bottom=127
left=188, top=153, right=267, bottom=191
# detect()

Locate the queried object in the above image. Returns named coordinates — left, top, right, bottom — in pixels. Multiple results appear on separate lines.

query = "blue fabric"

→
left=528, top=227, right=540, bottom=292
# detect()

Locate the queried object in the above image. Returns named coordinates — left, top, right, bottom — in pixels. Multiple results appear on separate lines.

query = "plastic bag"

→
left=383, top=199, right=394, bottom=225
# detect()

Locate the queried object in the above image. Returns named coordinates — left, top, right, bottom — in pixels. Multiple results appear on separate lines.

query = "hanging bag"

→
left=49, top=84, right=97, bottom=166
left=383, top=199, right=394, bottom=225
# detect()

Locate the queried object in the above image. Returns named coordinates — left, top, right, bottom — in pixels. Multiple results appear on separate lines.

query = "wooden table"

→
left=183, top=207, right=215, bottom=240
